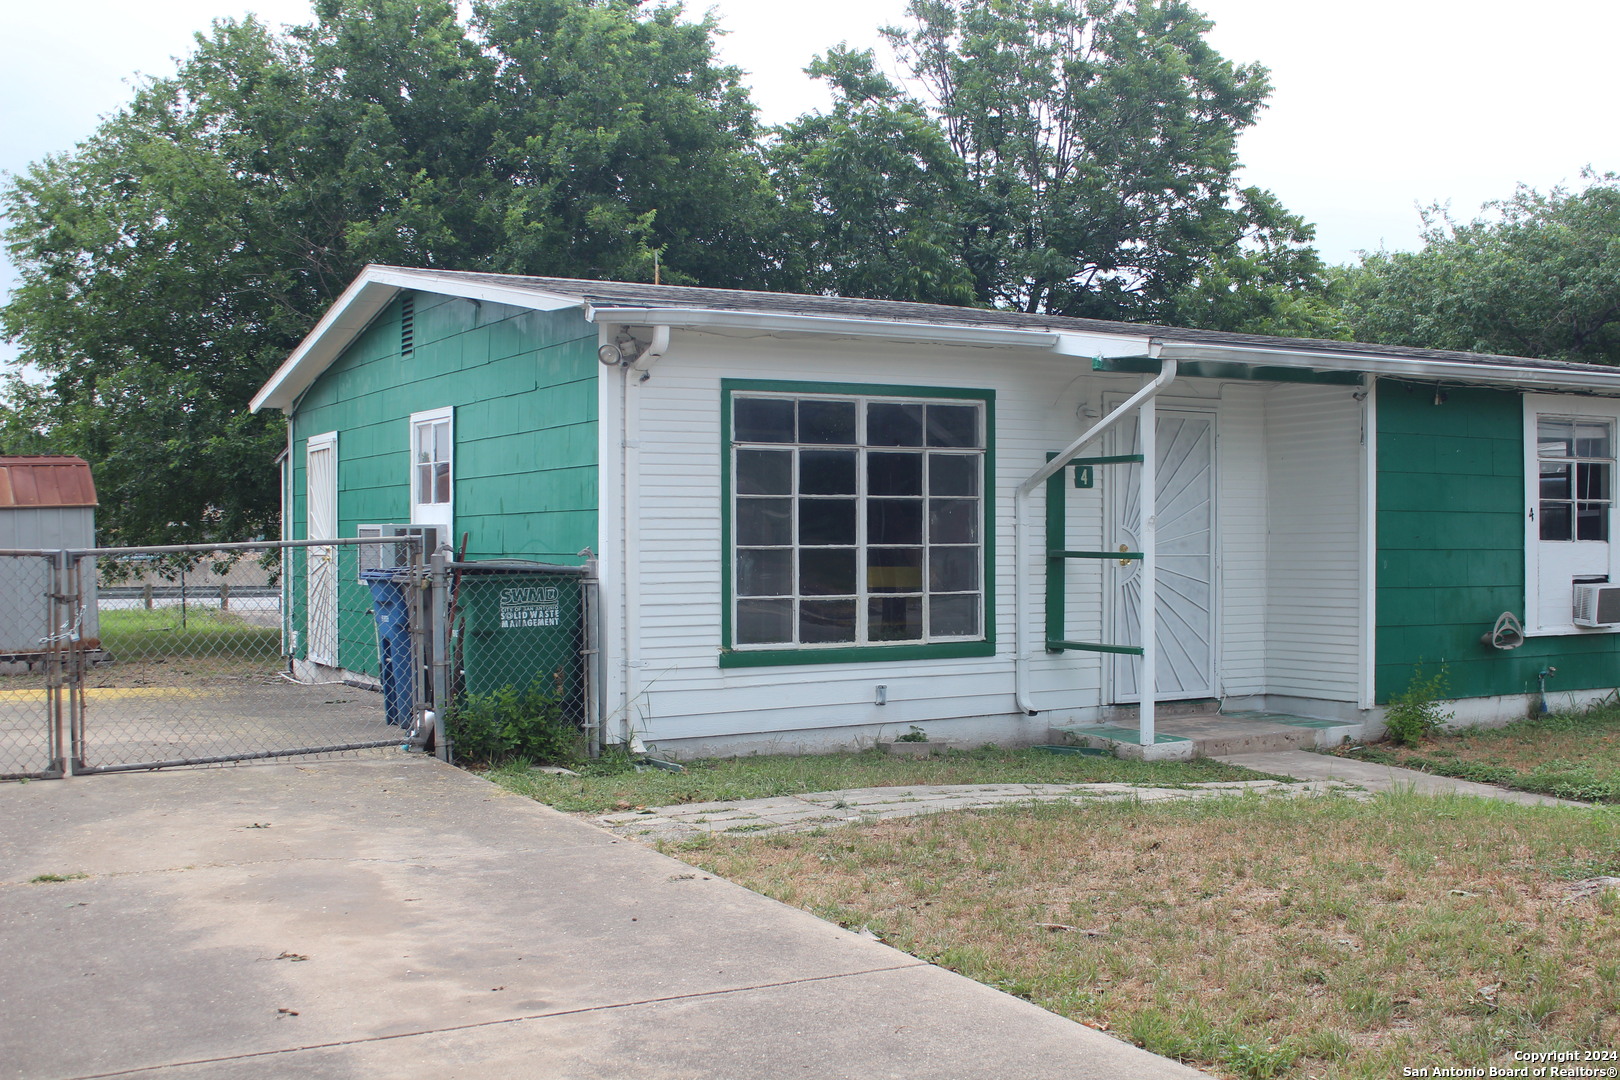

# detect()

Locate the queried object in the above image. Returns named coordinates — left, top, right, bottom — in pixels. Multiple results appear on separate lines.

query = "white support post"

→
left=1139, top=396, right=1158, bottom=748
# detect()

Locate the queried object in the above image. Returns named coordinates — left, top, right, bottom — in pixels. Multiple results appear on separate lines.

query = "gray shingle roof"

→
left=384, top=266, right=1609, bottom=376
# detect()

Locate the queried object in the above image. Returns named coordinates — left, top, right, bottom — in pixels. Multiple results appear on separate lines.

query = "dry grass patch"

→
left=1342, top=703, right=1620, bottom=803
left=673, top=792, right=1620, bottom=1080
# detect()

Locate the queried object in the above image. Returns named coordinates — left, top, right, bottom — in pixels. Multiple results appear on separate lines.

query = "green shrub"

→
left=447, top=675, right=581, bottom=767
left=1383, top=666, right=1453, bottom=747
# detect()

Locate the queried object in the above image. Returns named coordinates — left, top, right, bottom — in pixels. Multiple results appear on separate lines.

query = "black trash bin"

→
left=361, top=569, right=414, bottom=727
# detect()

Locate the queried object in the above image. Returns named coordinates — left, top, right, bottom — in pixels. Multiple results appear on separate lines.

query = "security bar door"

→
left=1109, top=411, right=1215, bottom=702
left=306, top=433, right=339, bottom=667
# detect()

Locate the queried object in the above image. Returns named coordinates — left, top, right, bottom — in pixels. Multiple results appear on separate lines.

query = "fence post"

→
left=66, top=553, right=86, bottom=776
left=142, top=582, right=154, bottom=610
left=429, top=548, right=452, bottom=762
left=581, top=553, right=602, bottom=758
left=47, top=549, right=76, bottom=778
left=220, top=581, right=230, bottom=611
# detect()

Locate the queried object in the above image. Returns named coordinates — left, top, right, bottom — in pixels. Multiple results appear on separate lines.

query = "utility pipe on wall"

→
left=1012, top=354, right=1176, bottom=720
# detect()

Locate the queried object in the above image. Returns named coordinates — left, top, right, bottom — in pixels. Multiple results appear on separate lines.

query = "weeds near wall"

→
left=447, top=672, right=581, bottom=767
left=1383, top=665, right=1454, bottom=747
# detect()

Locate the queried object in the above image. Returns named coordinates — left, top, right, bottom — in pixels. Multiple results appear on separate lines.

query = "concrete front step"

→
left=1051, top=711, right=1362, bottom=761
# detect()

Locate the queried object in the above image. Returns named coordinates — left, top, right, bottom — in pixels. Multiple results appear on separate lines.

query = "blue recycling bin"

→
left=361, top=570, right=414, bottom=727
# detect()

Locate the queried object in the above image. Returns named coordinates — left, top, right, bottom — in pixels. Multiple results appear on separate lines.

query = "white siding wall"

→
left=1263, top=384, right=1365, bottom=701
left=1217, top=385, right=1270, bottom=696
left=601, top=332, right=1365, bottom=749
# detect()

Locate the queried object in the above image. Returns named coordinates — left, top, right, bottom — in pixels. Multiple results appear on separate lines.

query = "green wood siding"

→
left=287, top=292, right=598, bottom=673
left=1375, top=380, right=1620, bottom=702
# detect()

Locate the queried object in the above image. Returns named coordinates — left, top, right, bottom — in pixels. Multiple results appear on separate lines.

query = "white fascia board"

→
left=249, top=266, right=583, bottom=414
left=363, top=266, right=581, bottom=312
left=585, top=305, right=1064, bottom=350
left=1052, top=331, right=1158, bottom=358
left=1159, top=341, right=1620, bottom=395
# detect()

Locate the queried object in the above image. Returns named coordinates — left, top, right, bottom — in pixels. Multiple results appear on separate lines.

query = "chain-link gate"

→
left=0, top=538, right=429, bottom=776
left=0, top=553, right=74, bottom=778
left=0, top=541, right=603, bottom=779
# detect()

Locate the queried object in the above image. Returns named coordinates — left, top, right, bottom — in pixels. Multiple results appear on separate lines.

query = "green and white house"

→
left=252, top=265, right=1620, bottom=757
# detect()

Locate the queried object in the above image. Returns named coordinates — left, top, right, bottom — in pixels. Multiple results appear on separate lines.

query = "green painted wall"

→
left=1376, top=379, right=1620, bottom=702
left=286, top=292, right=598, bottom=673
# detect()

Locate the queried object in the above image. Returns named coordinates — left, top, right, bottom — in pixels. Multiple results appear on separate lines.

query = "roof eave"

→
left=585, top=304, right=1164, bottom=358
left=1158, top=342, right=1620, bottom=394
left=249, top=266, right=583, bottom=413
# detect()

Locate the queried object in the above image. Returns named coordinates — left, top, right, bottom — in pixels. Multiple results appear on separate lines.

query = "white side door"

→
left=1109, top=410, right=1216, bottom=702
left=306, top=432, right=339, bottom=667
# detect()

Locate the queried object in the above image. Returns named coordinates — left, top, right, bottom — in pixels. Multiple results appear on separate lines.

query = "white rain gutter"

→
left=1013, top=353, right=1176, bottom=749
left=584, top=305, right=1064, bottom=350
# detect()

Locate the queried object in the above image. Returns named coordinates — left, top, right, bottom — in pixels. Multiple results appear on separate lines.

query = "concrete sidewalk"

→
left=0, top=756, right=1207, bottom=1080
left=594, top=777, right=1361, bottom=842
left=1214, top=749, right=1591, bottom=807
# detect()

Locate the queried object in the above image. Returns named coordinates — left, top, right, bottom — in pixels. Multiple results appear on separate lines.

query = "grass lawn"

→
left=1336, top=702, right=1620, bottom=803
left=96, top=606, right=281, bottom=660
left=488, top=746, right=1285, bottom=815
left=672, top=792, right=1620, bottom=1080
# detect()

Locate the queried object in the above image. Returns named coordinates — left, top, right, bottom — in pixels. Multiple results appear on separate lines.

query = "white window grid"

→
left=730, top=391, right=985, bottom=650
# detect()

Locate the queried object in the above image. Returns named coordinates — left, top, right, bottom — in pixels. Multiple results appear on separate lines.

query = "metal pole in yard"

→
left=429, top=548, right=452, bottom=762
left=1139, top=396, right=1157, bottom=749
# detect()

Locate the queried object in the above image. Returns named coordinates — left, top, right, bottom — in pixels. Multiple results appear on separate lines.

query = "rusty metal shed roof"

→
left=0, top=457, right=98, bottom=509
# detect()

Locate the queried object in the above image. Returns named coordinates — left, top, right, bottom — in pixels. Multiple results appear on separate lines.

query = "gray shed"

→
left=0, top=457, right=99, bottom=657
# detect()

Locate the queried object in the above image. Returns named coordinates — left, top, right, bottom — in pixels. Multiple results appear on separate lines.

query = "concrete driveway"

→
left=0, top=755, right=1206, bottom=1079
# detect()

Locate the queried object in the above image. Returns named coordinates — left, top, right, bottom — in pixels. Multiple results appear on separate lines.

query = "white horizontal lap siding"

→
left=1264, top=384, right=1364, bottom=701
left=1217, top=386, right=1269, bottom=696
left=622, top=334, right=1146, bottom=740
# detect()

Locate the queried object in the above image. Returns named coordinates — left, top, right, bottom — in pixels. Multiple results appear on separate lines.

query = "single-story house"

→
left=251, top=265, right=1620, bottom=757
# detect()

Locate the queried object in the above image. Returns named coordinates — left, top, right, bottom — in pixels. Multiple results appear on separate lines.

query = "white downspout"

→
left=1013, top=354, right=1176, bottom=718
left=629, top=325, right=670, bottom=378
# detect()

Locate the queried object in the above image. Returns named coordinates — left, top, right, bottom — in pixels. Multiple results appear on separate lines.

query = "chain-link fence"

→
left=442, top=561, right=599, bottom=765
left=0, top=541, right=603, bottom=779
left=0, top=553, right=71, bottom=778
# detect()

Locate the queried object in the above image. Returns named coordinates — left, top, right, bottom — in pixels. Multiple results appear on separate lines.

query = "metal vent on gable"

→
left=1572, top=582, right=1620, bottom=627
left=400, top=295, right=415, bottom=356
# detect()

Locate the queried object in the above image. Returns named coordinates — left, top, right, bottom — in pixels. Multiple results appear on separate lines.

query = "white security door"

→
left=1109, top=411, right=1215, bottom=701
left=305, top=432, right=339, bottom=667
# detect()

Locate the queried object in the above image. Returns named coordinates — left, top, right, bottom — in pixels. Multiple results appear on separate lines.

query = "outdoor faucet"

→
left=1536, top=666, right=1557, bottom=715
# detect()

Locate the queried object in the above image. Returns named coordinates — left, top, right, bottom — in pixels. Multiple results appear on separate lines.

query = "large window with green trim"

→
left=722, top=381, right=994, bottom=665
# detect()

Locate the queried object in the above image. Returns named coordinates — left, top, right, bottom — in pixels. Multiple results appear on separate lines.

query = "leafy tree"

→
left=773, top=0, right=1332, bottom=331
left=476, top=0, right=777, bottom=288
left=1336, top=174, right=1620, bottom=363
left=769, top=47, right=977, bottom=305
left=1, top=0, right=775, bottom=544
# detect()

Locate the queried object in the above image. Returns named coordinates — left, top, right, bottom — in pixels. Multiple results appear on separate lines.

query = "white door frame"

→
left=1104, top=400, right=1218, bottom=703
left=305, top=431, right=339, bottom=667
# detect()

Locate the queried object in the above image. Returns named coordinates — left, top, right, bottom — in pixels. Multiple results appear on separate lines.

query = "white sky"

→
left=3, top=0, right=1617, bottom=366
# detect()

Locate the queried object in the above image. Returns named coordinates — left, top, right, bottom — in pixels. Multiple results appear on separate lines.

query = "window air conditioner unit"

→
left=357, top=524, right=445, bottom=575
left=1572, top=582, right=1620, bottom=627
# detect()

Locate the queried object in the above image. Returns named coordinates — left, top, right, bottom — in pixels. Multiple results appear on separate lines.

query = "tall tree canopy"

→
left=772, top=0, right=1330, bottom=330
left=1, top=0, right=773, bottom=544
left=1335, top=174, right=1620, bottom=364
left=3, top=0, right=1337, bottom=544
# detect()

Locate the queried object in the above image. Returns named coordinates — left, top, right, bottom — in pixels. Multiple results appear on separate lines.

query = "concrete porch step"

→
left=1050, top=711, right=1362, bottom=761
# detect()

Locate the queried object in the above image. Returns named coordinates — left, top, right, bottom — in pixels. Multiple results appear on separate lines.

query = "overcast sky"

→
left=3, top=0, right=1617, bottom=364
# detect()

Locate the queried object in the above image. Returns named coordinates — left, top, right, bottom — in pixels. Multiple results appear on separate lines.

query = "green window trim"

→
left=720, top=378, right=996, bottom=668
